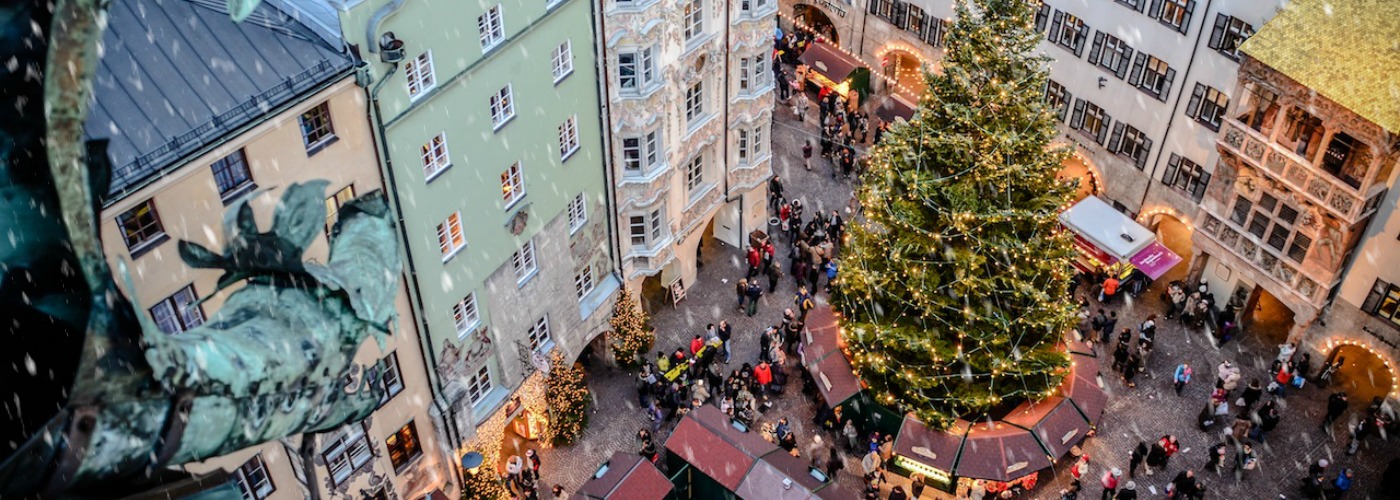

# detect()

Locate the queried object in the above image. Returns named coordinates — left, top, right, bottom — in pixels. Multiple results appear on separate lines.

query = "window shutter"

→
left=1108, top=122, right=1125, bottom=152
left=1060, top=88, right=1073, bottom=121
left=1362, top=279, right=1390, bottom=313
left=1192, top=170, right=1211, bottom=201
left=1186, top=83, right=1205, bottom=118
left=1035, top=4, right=1050, bottom=32
left=868, top=0, right=878, bottom=15
left=1073, top=23, right=1089, bottom=57
left=1096, top=114, right=1111, bottom=145
left=1128, top=53, right=1146, bottom=86
left=1117, top=47, right=1134, bottom=78
left=892, top=1, right=908, bottom=29
left=1162, top=153, right=1182, bottom=185
left=1137, top=138, right=1153, bottom=169
left=1159, top=68, right=1176, bottom=101
left=1070, top=98, right=1086, bottom=129
left=1179, top=0, right=1196, bottom=34
left=1049, top=11, right=1064, bottom=42
left=1147, top=0, right=1163, bottom=19
left=1087, top=32, right=1105, bottom=65
left=1208, top=14, right=1227, bottom=49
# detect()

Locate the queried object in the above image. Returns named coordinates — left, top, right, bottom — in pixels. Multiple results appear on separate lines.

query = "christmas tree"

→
left=608, top=287, right=654, bottom=368
left=543, top=351, right=590, bottom=446
left=833, top=0, right=1077, bottom=428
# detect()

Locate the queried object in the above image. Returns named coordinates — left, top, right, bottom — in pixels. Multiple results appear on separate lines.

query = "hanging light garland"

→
left=778, top=12, right=929, bottom=98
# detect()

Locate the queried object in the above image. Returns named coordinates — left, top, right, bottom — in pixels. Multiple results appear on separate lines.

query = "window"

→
left=685, top=154, right=705, bottom=193
left=1286, top=233, right=1311, bottom=262
left=685, top=81, right=705, bottom=123
left=1320, top=133, right=1366, bottom=188
left=490, top=85, right=516, bottom=129
left=421, top=133, right=452, bottom=181
left=324, top=185, right=355, bottom=234
left=739, top=57, right=750, bottom=93
left=438, top=211, right=466, bottom=260
left=1361, top=279, right=1400, bottom=328
left=117, top=199, right=166, bottom=252
left=1109, top=123, right=1153, bottom=169
left=299, top=102, right=336, bottom=153
left=478, top=5, right=505, bottom=51
left=512, top=239, right=538, bottom=283
left=618, top=47, right=657, bottom=92
left=906, top=5, right=927, bottom=38
left=1152, top=0, right=1195, bottom=34
left=385, top=421, right=422, bottom=471
left=231, top=454, right=275, bottom=500
left=466, top=366, right=493, bottom=406
left=621, top=130, right=661, bottom=173
left=150, top=284, right=205, bottom=334
left=739, top=53, right=770, bottom=94
left=405, top=51, right=436, bottom=99
left=927, top=17, right=951, bottom=47
left=211, top=149, right=254, bottom=199
left=453, top=293, right=481, bottom=337
left=379, top=352, right=404, bottom=404
left=751, top=124, right=765, bottom=160
left=527, top=316, right=552, bottom=351
left=738, top=129, right=750, bottom=164
left=568, top=193, right=587, bottom=232
left=1208, top=14, right=1253, bottom=59
left=1247, top=211, right=1269, bottom=237
left=1160, top=154, right=1210, bottom=201
left=1069, top=99, right=1111, bottom=145
left=575, top=265, right=595, bottom=298
left=1186, top=83, right=1228, bottom=131
left=869, top=0, right=894, bottom=19
left=1033, top=2, right=1050, bottom=32
left=551, top=40, right=573, bottom=82
left=1229, top=195, right=1252, bottom=225
left=1129, top=54, right=1175, bottom=101
left=629, top=209, right=665, bottom=247
left=740, top=0, right=768, bottom=14
left=1089, top=33, right=1134, bottom=79
left=1115, top=0, right=1143, bottom=11
left=558, top=116, right=580, bottom=160
left=1044, top=80, right=1071, bottom=121
left=1049, top=11, right=1089, bottom=56
left=683, top=0, right=703, bottom=42
left=323, top=423, right=373, bottom=486
left=500, top=162, right=525, bottom=207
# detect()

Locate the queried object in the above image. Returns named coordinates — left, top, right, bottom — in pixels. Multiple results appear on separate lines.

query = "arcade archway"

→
left=1057, top=152, right=1101, bottom=203
left=880, top=49, right=926, bottom=99
left=1324, top=341, right=1396, bottom=405
left=793, top=4, right=838, bottom=45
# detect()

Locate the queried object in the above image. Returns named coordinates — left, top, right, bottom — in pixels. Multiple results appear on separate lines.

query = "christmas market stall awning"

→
left=874, top=94, right=916, bottom=123
left=1058, top=196, right=1154, bottom=262
left=892, top=417, right=971, bottom=487
left=1058, top=354, right=1109, bottom=425
left=572, top=452, right=673, bottom=500
left=800, top=307, right=862, bottom=407
left=736, top=445, right=857, bottom=499
left=1002, top=397, right=1091, bottom=459
left=801, top=307, right=842, bottom=364
left=953, top=421, right=1053, bottom=482
left=664, top=406, right=779, bottom=491
left=1063, top=330, right=1096, bottom=357
left=799, top=42, right=863, bottom=84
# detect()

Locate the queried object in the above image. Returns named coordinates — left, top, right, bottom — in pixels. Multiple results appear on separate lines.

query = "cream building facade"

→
left=599, top=0, right=778, bottom=307
left=86, top=1, right=448, bottom=498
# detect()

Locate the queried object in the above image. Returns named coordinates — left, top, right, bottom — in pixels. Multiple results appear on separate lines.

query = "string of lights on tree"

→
left=829, top=0, right=1079, bottom=429
left=608, top=287, right=654, bottom=368
left=542, top=351, right=590, bottom=446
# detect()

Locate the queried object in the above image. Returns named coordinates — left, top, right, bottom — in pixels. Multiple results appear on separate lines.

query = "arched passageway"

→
left=793, top=4, right=838, bottom=45
left=1324, top=343, right=1395, bottom=406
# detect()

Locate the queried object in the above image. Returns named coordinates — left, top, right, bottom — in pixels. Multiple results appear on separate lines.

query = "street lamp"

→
left=460, top=451, right=485, bottom=476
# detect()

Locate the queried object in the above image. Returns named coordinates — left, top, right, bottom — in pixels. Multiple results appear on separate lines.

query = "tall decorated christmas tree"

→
left=833, top=0, right=1078, bottom=428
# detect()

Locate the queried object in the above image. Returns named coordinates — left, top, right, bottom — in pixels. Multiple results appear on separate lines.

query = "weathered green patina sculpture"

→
left=0, top=0, right=401, bottom=496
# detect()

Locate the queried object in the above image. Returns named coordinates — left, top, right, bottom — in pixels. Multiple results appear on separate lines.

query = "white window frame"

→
left=739, top=57, right=751, bottom=93
left=617, top=47, right=657, bottom=93
left=323, top=423, right=373, bottom=486
left=551, top=40, right=574, bottom=82
left=501, top=162, right=525, bottom=208
left=490, top=84, right=516, bottom=130
left=574, top=265, right=595, bottom=299
left=150, top=284, right=204, bottom=334
left=405, top=51, right=436, bottom=100
left=466, top=366, right=493, bottom=406
left=558, top=115, right=580, bottom=160
left=628, top=208, right=665, bottom=248
left=453, top=293, right=481, bottom=338
left=512, top=239, right=538, bottom=284
left=685, top=153, right=705, bottom=193
left=621, top=130, right=661, bottom=174
left=421, top=132, right=451, bottom=181
left=683, top=0, right=704, bottom=42
left=527, top=316, right=552, bottom=351
left=437, top=211, right=466, bottom=261
left=478, top=5, right=505, bottom=51
left=232, top=454, right=275, bottom=500
left=751, top=124, right=766, bottom=161
left=685, top=81, right=705, bottom=124
left=324, top=185, right=355, bottom=235
left=568, top=193, right=588, bottom=233
left=379, top=352, right=404, bottom=404
left=737, top=128, right=750, bottom=164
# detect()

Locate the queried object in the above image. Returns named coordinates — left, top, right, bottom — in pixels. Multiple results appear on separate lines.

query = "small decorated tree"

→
left=543, top=351, right=590, bottom=446
left=460, top=469, right=507, bottom=500
left=608, top=287, right=654, bottom=368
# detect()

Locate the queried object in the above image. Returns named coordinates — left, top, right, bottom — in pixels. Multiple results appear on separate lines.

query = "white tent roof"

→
left=1058, top=196, right=1155, bottom=260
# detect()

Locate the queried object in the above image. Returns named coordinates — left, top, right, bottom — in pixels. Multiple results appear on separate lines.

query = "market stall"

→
left=874, top=94, right=916, bottom=123
left=735, top=448, right=855, bottom=499
left=1058, top=196, right=1183, bottom=281
left=797, top=42, right=870, bottom=98
left=891, top=418, right=971, bottom=493
left=1058, top=354, right=1109, bottom=426
left=573, top=452, right=674, bottom=500
left=1002, top=397, right=1092, bottom=459
left=663, top=406, right=851, bottom=499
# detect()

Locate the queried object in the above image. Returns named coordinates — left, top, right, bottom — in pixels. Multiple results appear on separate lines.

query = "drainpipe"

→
left=1139, top=0, right=1215, bottom=213
left=366, top=0, right=406, bottom=54
left=722, top=0, right=745, bottom=247
left=591, top=0, right=625, bottom=278
left=362, top=60, right=466, bottom=490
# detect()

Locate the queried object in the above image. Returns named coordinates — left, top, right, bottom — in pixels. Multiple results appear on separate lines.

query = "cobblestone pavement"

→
left=532, top=83, right=1400, bottom=499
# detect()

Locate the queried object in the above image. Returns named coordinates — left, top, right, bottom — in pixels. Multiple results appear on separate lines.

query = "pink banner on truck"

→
left=1128, top=241, right=1182, bottom=280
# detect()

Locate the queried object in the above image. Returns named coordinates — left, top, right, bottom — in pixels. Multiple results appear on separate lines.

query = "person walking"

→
left=736, top=278, right=749, bottom=312
left=718, top=320, right=733, bottom=363
left=1166, top=470, right=1195, bottom=500
left=825, top=447, right=844, bottom=481
left=910, top=473, right=926, bottom=499
left=765, top=260, right=782, bottom=293
left=745, top=280, right=764, bottom=317
left=802, top=139, right=813, bottom=171
left=1114, top=482, right=1136, bottom=500
left=1128, top=441, right=1148, bottom=478
left=1235, top=443, right=1257, bottom=482
left=1100, top=311, right=1118, bottom=344
left=1173, top=363, right=1193, bottom=395
left=795, top=93, right=810, bottom=123
left=1205, top=443, right=1227, bottom=474
left=1323, top=391, right=1349, bottom=428
left=1100, top=468, right=1122, bottom=500
left=1329, top=467, right=1354, bottom=498
left=795, top=287, right=815, bottom=321
left=769, top=175, right=784, bottom=214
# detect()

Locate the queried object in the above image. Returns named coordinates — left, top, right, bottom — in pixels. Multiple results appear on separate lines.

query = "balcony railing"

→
left=1218, top=118, right=1381, bottom=224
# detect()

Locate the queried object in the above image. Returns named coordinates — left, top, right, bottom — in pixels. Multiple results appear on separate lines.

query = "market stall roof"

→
left=875, top=94, right=916, bottom=123
left=954, top=420, right=1052, bottom=482
left=801, top=307, right=842, bottom=364
left=664, top=406, right=778, bottom=491
left=1059, top=354, right=1109, bottom=425
left=1063, top=330, right=1097, bottom=358
left=573, top=453, right=674, bottom=500
left=736, top=450, right=852, bottom=499
left=894, top=417, right=971, bottom=474
left=1058, top=196, right=1154, bottom=260
left=799, top=42, right=862, bottom=82
left=809, top=351, right=862, bottom=407
left=1002, top=397, right=1091, bottom=459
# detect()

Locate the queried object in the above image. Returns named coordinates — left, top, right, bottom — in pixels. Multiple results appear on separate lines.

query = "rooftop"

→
left=1240, top=0, right=1400, bottom=133
left=85, top=0, right=353, bottom=201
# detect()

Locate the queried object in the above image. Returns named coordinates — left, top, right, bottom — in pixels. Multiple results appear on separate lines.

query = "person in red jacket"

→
left=690, top=335, right=704, bottom=355
left=754, top=361, right=773, bottom=388
left=747, top=245, right=762, bottom=278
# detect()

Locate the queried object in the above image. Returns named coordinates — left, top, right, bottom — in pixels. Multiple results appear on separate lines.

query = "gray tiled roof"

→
left=85, top=0, right=353, bottom=201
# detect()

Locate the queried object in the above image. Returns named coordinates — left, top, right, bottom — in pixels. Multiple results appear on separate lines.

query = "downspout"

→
left=362, top=60, right=466, bottom=490
left=1139, top=0, right=1214, bottom=212
left=591, top=0, right=624, bottom=276
left=723, top=0, right=744, bottom=246
left=365, top=0, right=405, bottom=54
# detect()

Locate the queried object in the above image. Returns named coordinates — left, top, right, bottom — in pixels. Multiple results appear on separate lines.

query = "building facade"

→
left=338, top=0, right=619, bottom=472
left=598, top=0, right=778, bottom=308
left=86, top=0, right=447, bottom=498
